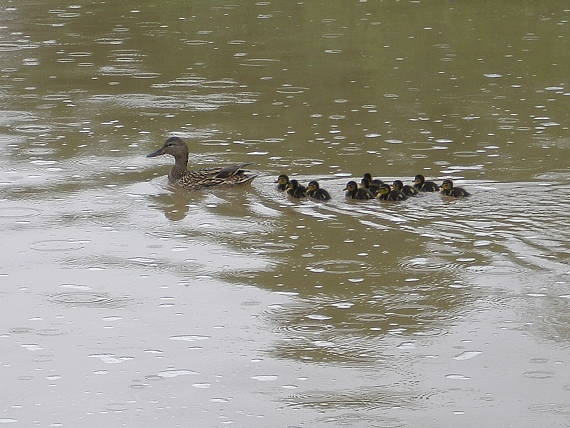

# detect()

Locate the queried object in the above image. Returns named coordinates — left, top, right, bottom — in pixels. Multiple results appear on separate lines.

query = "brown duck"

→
left=147, top=137, right=256, bottom=189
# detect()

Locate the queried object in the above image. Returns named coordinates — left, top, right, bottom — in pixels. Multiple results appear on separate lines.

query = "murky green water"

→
left=1, top=1, right=569, bottom=426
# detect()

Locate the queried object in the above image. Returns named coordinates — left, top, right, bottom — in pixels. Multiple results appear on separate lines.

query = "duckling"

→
left=413, top=174, right=439, bottom=192
left=360, top=176, right=383, bottom=197
left=440, top=179, right=470, bottom=197
left=275, top=174, right=289, bottom=191
left=392, top=180, right=418, bottom=197
left=306, top=180, right=331, bottom=201
left=344, top=181, right=373, bottom=200
left=376, top=183, right=407, bottom=201
left=147, top=136, right=256, bottom=189
left=285, top=179, right=306, bottom=198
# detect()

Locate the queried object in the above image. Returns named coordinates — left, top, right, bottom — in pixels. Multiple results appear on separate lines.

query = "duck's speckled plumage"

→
left=285, top=179, right=306, bottom=198
left=306, top=180, right=331, bottom=201
left=147, top=137, right=256, bottom=189
left=413, top=174, right=439, bottom=192
left=441, top=179, right=470, bottom=197
left=344, top=181, right=373, bottom=200
left=393, top=180, right=418, bottom=197
left=376, top=184, right=407, bottom=201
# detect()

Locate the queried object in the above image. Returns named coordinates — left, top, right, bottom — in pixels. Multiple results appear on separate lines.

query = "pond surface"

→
left=1, top=1, right=569, bottom=427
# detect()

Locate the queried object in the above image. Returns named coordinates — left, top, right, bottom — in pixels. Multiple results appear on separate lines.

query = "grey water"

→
left=1, top=1, right=569, bottom=427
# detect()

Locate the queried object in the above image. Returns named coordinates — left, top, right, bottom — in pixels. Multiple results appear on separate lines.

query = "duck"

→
left=440, top=179, right=470, bottom=197
left=376, top=183, right=407, bottom=201
left=275, top=174, right=289, bottom=191
left=344, top=181, right=373, bottom=200
left=360, top=174, right=383, bottom=197
left=285, top=179, right=306, bottom=198
left=306, top=180, right=331, bottom=201
left=392, top=180, right=418, bottom=197
left=413, top=174, right=439, bottom=192
left=147, top=137, right=256, bottom=189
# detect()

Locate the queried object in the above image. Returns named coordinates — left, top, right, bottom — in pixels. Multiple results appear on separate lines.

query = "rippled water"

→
left=1, top=1, right=569, bottom=427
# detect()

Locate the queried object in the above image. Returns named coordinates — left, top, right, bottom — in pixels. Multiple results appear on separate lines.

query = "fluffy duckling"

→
left=393, top=180, right=418, bottom=197
left=376, top=183, right=407, bottom=201
left=413, top=174, right=439, bottom=192
left=275, top=174, right=289, bottom=191
left=360, top=176, right=384, bottom=197
left=285, top=179, right=306, bottom=198
left=440, top=179, right=470, bottom=197
left=306, top=180, right=331, bottom=201
left=344, top=181, right=373, bottom=200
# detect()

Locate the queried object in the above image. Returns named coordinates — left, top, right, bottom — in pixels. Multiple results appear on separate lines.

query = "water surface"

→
left=1, top=1, right=569, bottom=427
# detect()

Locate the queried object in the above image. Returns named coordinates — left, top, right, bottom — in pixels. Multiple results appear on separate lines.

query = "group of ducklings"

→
left=276, top=173, right=469, bottom=201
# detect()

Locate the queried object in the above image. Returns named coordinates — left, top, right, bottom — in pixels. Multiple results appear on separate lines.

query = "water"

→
left=1, top=1, right=569, bottom=427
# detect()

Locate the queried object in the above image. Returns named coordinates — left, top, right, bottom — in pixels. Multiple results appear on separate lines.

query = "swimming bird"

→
left=440, top=179, right=470, bottom=197
left=285, top=179, right=306, bottom=198
left=376, top=183, right=407, bottom=201
left=392, top=180, right=418, bottom=197
left=306, top=180, right=331, bottom=201
left=147, top=137, right=256, bottom=189
left=344, top=181, right=373, bottom=200
left=275, top=174, right=290, bottom=191
left=413, top=174, right=439, bottom=192
left=360, top=175, right=383, bottom=197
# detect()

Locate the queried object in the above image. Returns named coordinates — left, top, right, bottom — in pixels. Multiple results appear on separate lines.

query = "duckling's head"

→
left=286, top=179, right=300, bottom=191
left=393, top=180, right=403, bottom=190
left=147, top=136, right=188, bottom=158
left=276, top=174, right=289, bottom=185
left=441, top=179, right=454, bottom=190
left=413, top=174, right=425, bottom=185
left=360, top=177, right=371, bottom=188
left=377, top=184, right=391, bottom=196
left=363, top=173, right=372, bottom=182
left=343, top=181, right=358, bottom=192
left=307, top=180, right=319, bottom=191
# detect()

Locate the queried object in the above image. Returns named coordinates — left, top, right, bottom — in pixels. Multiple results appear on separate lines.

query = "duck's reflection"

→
left=148, top=190, right=204, bottom=221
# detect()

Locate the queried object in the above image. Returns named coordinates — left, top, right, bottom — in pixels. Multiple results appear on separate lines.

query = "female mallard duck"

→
left=376, top=183, right=407, bottom=201
left=285, top=179, right=306, bottom=198
left=306, top=180, right=331, bottom=201
left=360, top=174, right=383, bottom=197
left=413, top=174, right=439, bottom=192
left=440, top=179, right=470, bottom=197
left=393, top=180, right=418, bottom=196
left=275, top=174, right=289, bottom=191
left=344, top=181, right=373, bottom=200
left=147, top=136, right=256, bottom=189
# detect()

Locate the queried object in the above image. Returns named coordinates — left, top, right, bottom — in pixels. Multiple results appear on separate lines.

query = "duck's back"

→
left=443, top=187, right=470, bottom=197
left=416, top=181, right=439, bottom=192
left=175, top=164, right=256, bottom=189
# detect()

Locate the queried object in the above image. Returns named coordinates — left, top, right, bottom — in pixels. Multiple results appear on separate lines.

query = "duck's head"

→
left=307, top=180, right=320, bottom=191
left=413, top=174, right=425, bottom=185
left=441, top=179, right=454, bottom=191
left=363, top=173, right=372, bottom=182
left=360, top=177, right=371, bottom=189
left=286, top=179, right=300, bottom=191
left=343, top=181, right=358, bottom=192
left=392, top=180, right=403, bottom=191
left=147, top=136, right=188, bottom=158
left=275, top=174, right=289, bottom=185
left=377, top=184, right=391, bottom=196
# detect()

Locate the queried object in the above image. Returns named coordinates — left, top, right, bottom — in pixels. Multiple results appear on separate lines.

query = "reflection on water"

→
left=1, top=0, right=569, bottom=426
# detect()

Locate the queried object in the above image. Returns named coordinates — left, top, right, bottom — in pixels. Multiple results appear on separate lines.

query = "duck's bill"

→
left=413, top=179, right=420, bottom=184
left=146, top=147, right=165, bottom=158
left=342, top=187, right=348, bottom=191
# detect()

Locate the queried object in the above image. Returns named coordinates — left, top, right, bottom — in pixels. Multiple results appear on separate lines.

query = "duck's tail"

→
left=215, top=163, right=253, bottom=179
